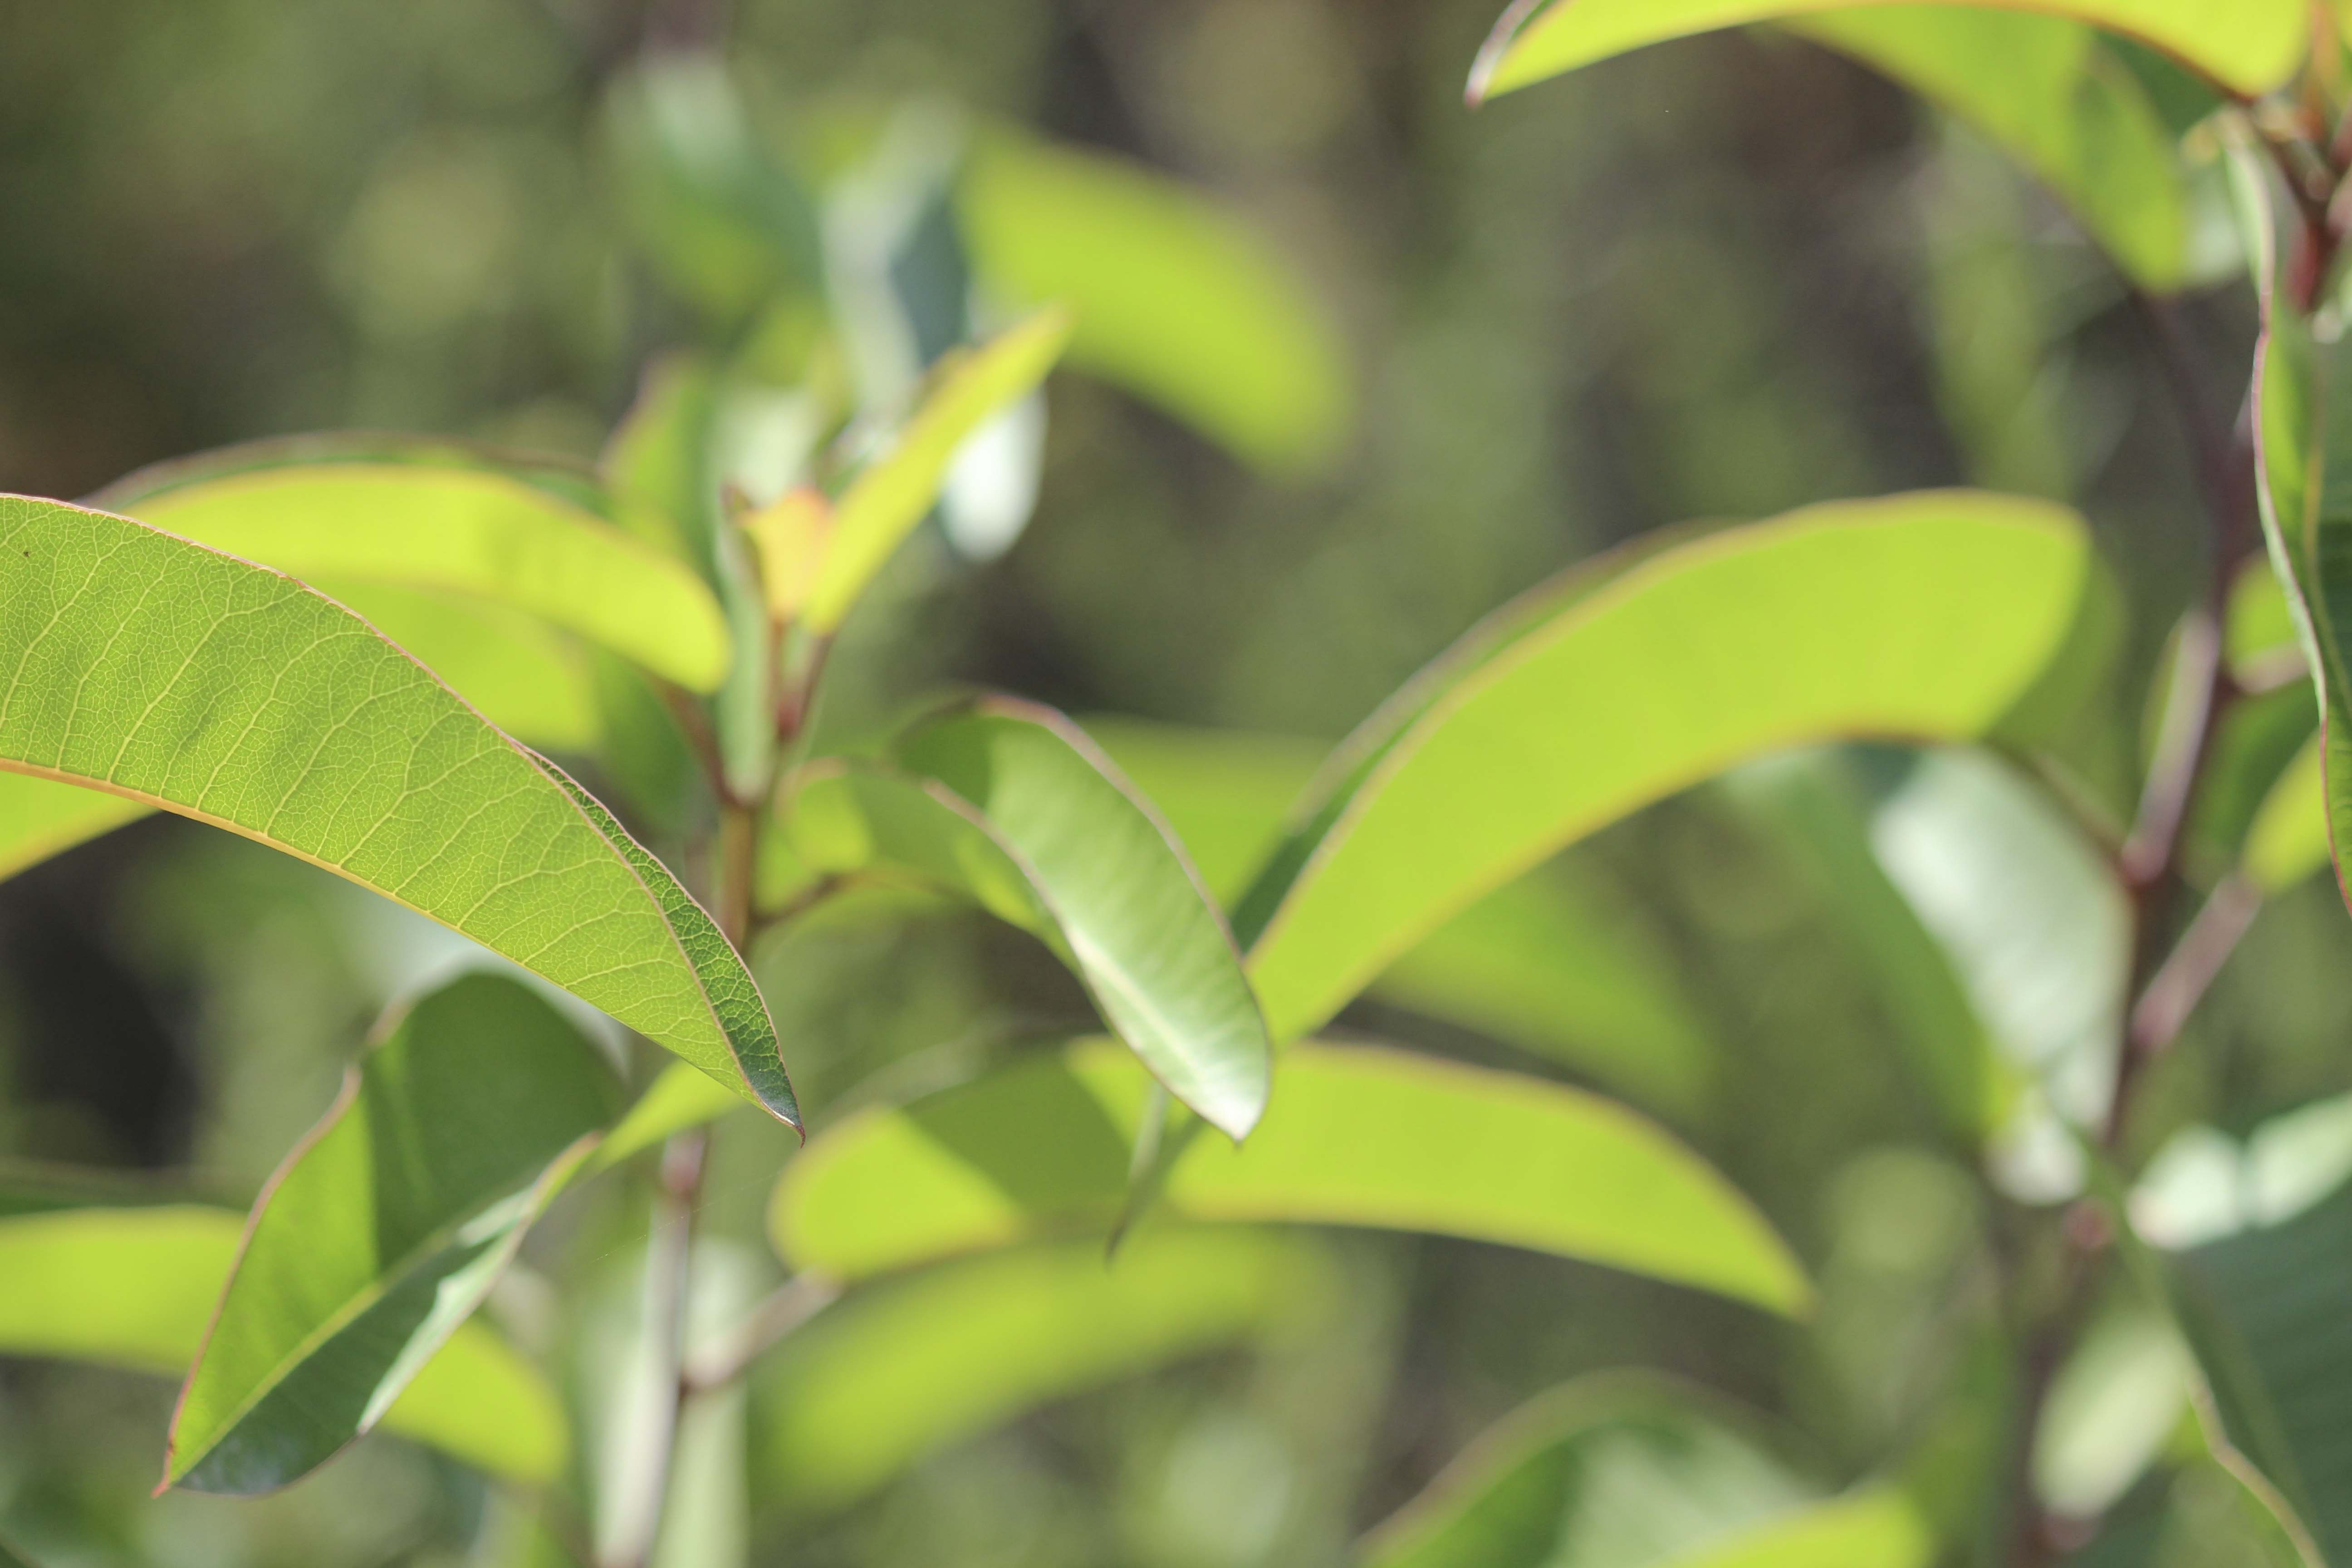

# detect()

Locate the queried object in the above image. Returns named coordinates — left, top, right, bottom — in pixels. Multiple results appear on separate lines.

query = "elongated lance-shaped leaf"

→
left=166, top=972, right=622, bottom=1492
left=1088, top=717, right=1717, bottom=1119
left=0, top=1205, right=563, bottom=1485
left=957, top=129, right=1350, bottom=473
left=784, top=700, right=1272, bottom=1137
left=802, top=308, right=1074, bottom=635
left=757, top=1229, right=1332, bottom=1516
left=1235, top=493, right=2097, bottom=1043
left=1467, top=0, right=2303, bottom=103
left=91, top=441, right=733, bottom=692
left=772, top=1039, right=1808, bottom=1313
left=2235, top=137, right=2352, bottom=922
left=1784, top=9, right=2187, bottom=289
left=0, top=495, right=794, bottom=1123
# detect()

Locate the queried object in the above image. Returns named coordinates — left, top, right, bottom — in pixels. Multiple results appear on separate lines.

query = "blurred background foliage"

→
left=0, top=0, right=2342, bottom=1565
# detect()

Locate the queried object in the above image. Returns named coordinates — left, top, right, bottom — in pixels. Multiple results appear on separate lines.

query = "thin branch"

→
left=598, top=1129, right=708, bottom=1568
left=681, top=1274, right=841, bottom=1393
left=2127, top=874, right=2264, bottom=1064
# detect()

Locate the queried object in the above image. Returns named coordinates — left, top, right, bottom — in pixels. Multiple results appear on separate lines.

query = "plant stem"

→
left=681, top=1274, right=841, bottom=1393
left=2002, top=297, right=2261, bottom=1565
left=600, top=1127, right=708, bottom=1568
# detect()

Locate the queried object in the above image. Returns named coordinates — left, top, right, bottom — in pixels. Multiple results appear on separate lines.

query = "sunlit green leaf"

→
left=958, top=128, right=1349, bottom=473
left=2246, top=736, right=2328, bottom=892
left=756, top=1229, right=1329, bottom=1514
left=1360, top=1372, right=1927, bottom=1568
left=1786, top=10, right=2186, bottom=288
left=0, top=495, right=794, bottom=1122
left=772, top=1039, right=1808, bottom=1313
left=1237, top=493, right=2096, bottom=1043
left=785, top=699, right=1271, bottom=1137
left=1468, top=0, right=2304, bottom=104
left=166, top=973, right=621, bottom=1492
left=802, top=307, right=1073, bottom=634
left=94, top=448, right=732, bottom=692
left=0, top=1205, right=562, bottom=1485
left=1089, top=717, right=1718, bottom=1117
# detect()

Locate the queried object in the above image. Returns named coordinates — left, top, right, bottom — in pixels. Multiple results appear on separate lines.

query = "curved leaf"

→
left=1089, top=717, right=1718, bottom=1117
left=957, top=129, right=1350, bottom=473
left=0, top=1205, right=562, bottom=1485
left=167, top=973, right=622, bottom=1492
left=0, top=494, right=794, bottom=1122
left=2247, top=735, right=2328, bottom=891
left=757, top=1230, right=1328, bottom=1514
left=1784, top=9, right=2187, bottom=288
left=771, top=1039, right=1809, bottom=1314
left=94, top=448, right=732, bottom=692
left=1467, top=0, right=2303, bottom=103
left=802, top=307, right=1073, bottom=635
left=785, top=699, right=1271, bottom=1137
left=1237, top=492, right=2095, bottom=1042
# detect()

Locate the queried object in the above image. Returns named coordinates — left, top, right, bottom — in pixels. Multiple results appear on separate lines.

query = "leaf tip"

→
left=1465, top=0, right=1545, bottom=107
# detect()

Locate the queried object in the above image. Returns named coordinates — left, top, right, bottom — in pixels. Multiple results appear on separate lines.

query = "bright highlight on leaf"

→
left=759, top=1230, right=1328, bottom=1514
left=1237, top=492, right=2095, bottom=1042
left=785, top=699, right=1271, bottom=1137
left=1467, top=0, right=2304, bottom=104
left=166, top=973, right=622, bottom=1493
left=98, top=448, right=733, bottom=692
left=0, top=1205, right=562, bottom=1485
left=958, top=130, right=1351, bottom=473
left=772, top=1039, right=1809, bottom=1314
left=0, top=495, right=794, bottom=1123
left=803, top=307, right=1074, bottom=634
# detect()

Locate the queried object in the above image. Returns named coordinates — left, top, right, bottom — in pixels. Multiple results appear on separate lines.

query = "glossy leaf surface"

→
left=803, top=308, right=1073, bottom=634
left=759, top=1230, right=1326, bottom=1514
left=0, top=495, right=793, bottom=1122
left=0, top=1205, right=561, bottom=1485
left=166, top=974, right=622, bottom=1492
left=958, top=130, right=1349, bottom=472
left=1091, top=717, right=1717, bottom=1117
left=773, top=1039, right=1808, bottom=1313
left=100, top=450, right=731, bottom=691
left=786, top=700, right=1271, bottom=1137
left=1238, top=493, right=2094, bottom=1042
left=1468, top=0, right=2303, bottom=103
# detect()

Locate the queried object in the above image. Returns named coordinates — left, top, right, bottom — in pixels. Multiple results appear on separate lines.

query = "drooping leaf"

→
left=92, top=446, right=733, bottom=692
left=0, top=1205, right=562, bottom=1485
left=0, top=494, right=794, bottom=1122
left=1786, top=10, right=2187, bottom=288
left=1236, top=493, right=2097, bottom=1043
left=756, top=1229, right=1330, bottom=1515
left=1089, top=717, right=1718, bottom=1118
left=166, top=972, right=623, bottom=1492
left=801, top=307, right=1073, bottom=634
left=2239, top=141, right=2352, bottom=917
left=772, top=1039, right=1808, bottom=1313
left=1467, top=0, right=2304, bottom=104
left=784, top=699, right=1271, bottom=1137
left=1359, top=1372, right=1927, bottom=1568
left=957, top=128, right=1350, bottom=474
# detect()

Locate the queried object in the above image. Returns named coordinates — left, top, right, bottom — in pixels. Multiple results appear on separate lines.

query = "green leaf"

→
left=165, top=972, right=622, bottom=1492
left=1359, top=1372, right=1927, bottom=1568
left=802, top=307, right=1073, bottom=634
left=2246, top=735, right=2328, bottom=891
left=1236, top=493, right=2096, bottom=1043
left=0, top=494, right=794, bottom=1122
left=772, top=1038, right=1809, bottom=1313
left=784, top=699, right=1271, bottom=1137
left=1088, top=718, right=1718, bottom=1118
left=1467, top=0, right=2305, bottom=104
left=1783, top=9, right=2187, bottom=288
left=95, top=446, right=732, bottom=692
left=957, top=128, right=1350, bottom=473
left=0, top=1204, right=562, bottom=1485
left=756, top=1229, right=1329, bottom=1515
left=0, top=768, right=147, bottom=880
